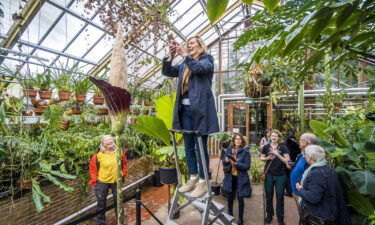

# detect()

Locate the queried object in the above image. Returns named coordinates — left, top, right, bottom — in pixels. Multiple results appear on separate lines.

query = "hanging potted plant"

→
left=34, top=70, right=53, bottom=99
left=98, top=107, right=109, bottom=115
left=52, top=63, right=77, bottom=101
left=21, top=78, right=37, bottom=98
left=73, top=74, right=92, bottom=102
left=93, top=86, right=104, bottom=105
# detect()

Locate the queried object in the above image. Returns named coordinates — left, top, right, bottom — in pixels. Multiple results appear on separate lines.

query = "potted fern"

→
left=92, top=86, right=104, bottom=105
left=52, top=65, right=76, bottom=101
left=73, top=74, right=92, bottom=102
left=34, top=70, right=53, bottom=99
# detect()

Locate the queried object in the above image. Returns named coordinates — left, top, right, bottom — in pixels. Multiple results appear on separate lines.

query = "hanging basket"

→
left=159, top=167, right=177, bottom=185
left=34, top=106, right=46, bottom=116
left=75, top=94, right=86, bottom=102
left=58, top=92, right=71, bottom=101
left=23, top=89, right=37, bottom=98
left=38, top=90, right=53, bottom=99
left=71, top=107, right=82, bottom=115
left=93, top=96, right=104, bottom=105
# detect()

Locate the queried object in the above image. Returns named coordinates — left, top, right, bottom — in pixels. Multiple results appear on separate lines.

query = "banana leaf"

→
left=131, top=116, right=171, bottom=146
left=31, top=179, right=51, bottom=212
left=38, top=172, right=74, bottom=193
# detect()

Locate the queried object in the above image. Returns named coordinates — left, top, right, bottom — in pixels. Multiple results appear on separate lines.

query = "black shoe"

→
left=278, top=219, right=285, bottom=225
left=228, top=211, right=233, bottom=216
left=265, top=216, right=272, bottom=224
left=238, top=218, right=243, bottom=225
left=285, top=192, right=293, bottom=197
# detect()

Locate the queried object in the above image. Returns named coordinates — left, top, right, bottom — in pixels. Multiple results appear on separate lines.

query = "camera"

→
left=287, top=160, right=294, bottom=167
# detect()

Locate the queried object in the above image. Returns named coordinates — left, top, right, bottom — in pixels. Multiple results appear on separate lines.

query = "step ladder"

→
left=166, top=129, right=236, bottom=225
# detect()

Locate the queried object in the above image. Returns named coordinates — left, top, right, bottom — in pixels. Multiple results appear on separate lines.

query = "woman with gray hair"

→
left=88, top=135, right=128, bottom=225
left=296, top=145, right=350, bottom=225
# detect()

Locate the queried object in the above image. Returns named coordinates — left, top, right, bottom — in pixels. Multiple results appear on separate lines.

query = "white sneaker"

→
left=190, top=182, right=207, bottom=198
left=178, top=179, right=198, bottom=193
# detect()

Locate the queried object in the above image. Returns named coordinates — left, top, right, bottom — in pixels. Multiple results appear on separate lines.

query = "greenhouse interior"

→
left=0, top=0, right=374, bottom=224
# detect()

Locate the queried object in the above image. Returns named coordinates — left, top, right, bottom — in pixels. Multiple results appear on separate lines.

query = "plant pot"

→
left=130, top=117, right=137, bottom=124
left=133, top=108, right=140, bottom=115
left=151, top=107, right=156, bottom=113
left=22, top=111, right=33, bottom=116
left=38, top=90, right=53, bottom=99
left=58, top=92, right=71, bottom=101
left=75, top=94, right=86, bottom=102
left=159, top=167, right=177, bottom=185
left=211, top=182, right=221, bottom=196
left=152, top=170, right=164, bottom=187
left=143, top=100, right=151, bottom=106
left=24, top=89, right=37, bottom=98
left=17, top=179, right=33, bottom=190
left=72, top=107, right=82, bottom=115
left=143, top=109, right=149, bottom=115
left=99, top=108, right=109, bottom=115
left=220, top=185, right=229, bottom=199
left=333, top=107, right=340, bottom=113
left=93, top=96, right=104, bottom=105
left=34, top=106, right=46, bottom=116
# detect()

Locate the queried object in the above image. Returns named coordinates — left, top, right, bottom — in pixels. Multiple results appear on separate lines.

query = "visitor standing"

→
left=260, top=128, right=271, bottom=148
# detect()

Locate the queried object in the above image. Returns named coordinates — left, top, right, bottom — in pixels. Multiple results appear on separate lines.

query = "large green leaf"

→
left=309, top=120, right=330, bottom=141
left=38, top=172, right=74, bottom=193
left=263, top=0, right=281, bottom=13
left=310, top=7, right=334, bottom=41
left=131, top=116, right=171, bottom=146
left=349, top=170, right=375, bottom=197
left=155, top=93, right=182, bottom=143
left=347, top=191, right=374, bottom=216
left=242, top=0, right=253, bottom=5
left=31, top=179, right=51, bottom=212
left=336, top=3, right=356, bottom=29
left=206, top=0, right=229, bottom=23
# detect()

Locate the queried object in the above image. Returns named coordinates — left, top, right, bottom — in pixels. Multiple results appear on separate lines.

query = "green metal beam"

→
left=0, top=0, right=46, bottom=64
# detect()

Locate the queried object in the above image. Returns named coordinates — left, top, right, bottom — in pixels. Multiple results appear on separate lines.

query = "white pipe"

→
left=54, top=174, right=153, bottom=225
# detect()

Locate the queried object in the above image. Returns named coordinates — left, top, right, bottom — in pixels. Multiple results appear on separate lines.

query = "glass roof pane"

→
left=169, top=1, right=196, bottom=23
left=69, top=0, right=96, bottom=19
left=173, top=3, right=203, bottom=31
left=65, top=25, right=104, bottom=57
left=84, top=34, right=113, bottom=63
left=181, top=17, right=209, bottom=37
left=0, top=0, right=27, bottom=35
left=19, top=2, right=63, bottom=44
left=40, top=13, right=85, bottom=52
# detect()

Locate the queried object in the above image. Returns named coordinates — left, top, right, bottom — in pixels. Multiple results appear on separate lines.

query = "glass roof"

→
left=0, top=0, right=258, bottom=89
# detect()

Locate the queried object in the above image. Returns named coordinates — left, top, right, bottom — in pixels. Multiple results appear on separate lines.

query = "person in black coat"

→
left=222, top=133, right=251, bottom=225
left=162, top=35, right=219, bottom=198
left=284, top=130, right=301, bottom=197
left=296, top=145, right=351, bottom=225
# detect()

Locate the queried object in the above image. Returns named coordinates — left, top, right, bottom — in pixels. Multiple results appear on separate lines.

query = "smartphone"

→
left=226, top=155, right=237, bottom=162
left=167, top=32, right=176, bottom=57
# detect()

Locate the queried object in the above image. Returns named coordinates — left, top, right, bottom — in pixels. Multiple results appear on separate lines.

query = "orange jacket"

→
left=88, top=149, right=128, bottom=186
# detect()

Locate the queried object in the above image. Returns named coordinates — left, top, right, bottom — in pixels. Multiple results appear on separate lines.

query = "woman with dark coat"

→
left=162, top=35, right=219, bottom=198
left=222, top=133, right=251, bottom=225
left=296, top=145, right=351, bottom=225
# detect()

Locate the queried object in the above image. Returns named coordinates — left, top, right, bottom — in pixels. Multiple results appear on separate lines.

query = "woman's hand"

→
left=229, top=159, right=237, bottom=166
left=296, top=182, right=303, bottom=191
left=174, top=43, right=187, bottom=58
left=267, top=154, right=276, bottom=161
left=167, top=42, right=177, bottom=61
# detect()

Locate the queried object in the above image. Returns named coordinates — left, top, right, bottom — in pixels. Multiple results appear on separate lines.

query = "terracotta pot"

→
left=130, top=117, right=137, bottom=124
left=38, top=90, right=53, bottom=99
left=143, top=109, right=149, bottom=115
left=58, top=92, right=71, bottom=101
left=99, top=108, right=109, bottom=115
left=93, top=96, right=104, bottom=105
left=34, top=106, right=46, bottom=116
left=333, top=107, right=340, bottom=113
left=75, top=94, right=86, bottom=102
left=151, top=107, right=156, bottom=113
left=17, top=176, right=40, bottom=190
left=72, top=107, right=82, bottom=115
left=23, top=89, right=37, bottom=98
left=143, top=100, right=151, bottom=106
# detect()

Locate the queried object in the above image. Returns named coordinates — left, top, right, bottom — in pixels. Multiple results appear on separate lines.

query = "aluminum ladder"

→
left=165, top=129, right=236, bottom=225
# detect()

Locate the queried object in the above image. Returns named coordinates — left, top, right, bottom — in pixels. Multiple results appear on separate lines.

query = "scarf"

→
left=181, top=54, right=201, bottom=95
left=301, top=159, right=327, bottom=186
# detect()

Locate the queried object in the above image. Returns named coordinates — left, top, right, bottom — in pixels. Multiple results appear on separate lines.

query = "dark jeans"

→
left=264, top=174, right=286, bottom=223
left=179, top=104, right=209, bottom=179
left=227, top=175, right=244, bottom=223
left=95, top=180, right=117, bottom=225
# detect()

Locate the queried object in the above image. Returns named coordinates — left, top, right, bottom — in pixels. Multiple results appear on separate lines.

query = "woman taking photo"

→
left=261, top=129, right=291, bottom=225
left=88, top=135, right=128, bottom=225
left=222, top=133, right=251, bottom=225
left=162, top=35, right=219, bottom=198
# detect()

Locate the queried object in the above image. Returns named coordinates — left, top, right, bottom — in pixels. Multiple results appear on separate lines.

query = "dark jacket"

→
left=298, top=165, right=351, bottom=225
left=222, top=146, right=251, bottom=198
left=162, top=54, right=219, bottom=135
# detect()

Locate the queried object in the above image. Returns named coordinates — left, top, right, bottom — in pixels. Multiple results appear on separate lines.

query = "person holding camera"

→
left=162, top=35, right=219, bottom=198
left=260, top=129, right=291, bottom=225
left=222, top=133, right=251, bottom=225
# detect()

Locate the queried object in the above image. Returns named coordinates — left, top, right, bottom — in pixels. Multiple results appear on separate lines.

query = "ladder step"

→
left=183, top=190, right=214, bottom=203
left=191, top=200, right=226, bottom=213
left=165, top=218, right=179, bottom=225
left=209, top=212, right=236, bottom=224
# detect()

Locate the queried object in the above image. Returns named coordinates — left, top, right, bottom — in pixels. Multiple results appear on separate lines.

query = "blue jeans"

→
left=179, top=104, right=209, bottom=179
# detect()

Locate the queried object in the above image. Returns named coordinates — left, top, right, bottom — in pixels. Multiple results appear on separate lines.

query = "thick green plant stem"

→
left=299, top=84, right=305, bottom=133
left=324, top=52, right=334, bottom=125
left=116, top=135, right=124, bottom=225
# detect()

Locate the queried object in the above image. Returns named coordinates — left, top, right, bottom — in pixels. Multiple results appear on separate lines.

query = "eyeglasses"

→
left=299, top=139, right=308, bottom=143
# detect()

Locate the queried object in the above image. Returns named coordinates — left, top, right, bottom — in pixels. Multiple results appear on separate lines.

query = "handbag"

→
left=258, top=159, right=274, bottom=182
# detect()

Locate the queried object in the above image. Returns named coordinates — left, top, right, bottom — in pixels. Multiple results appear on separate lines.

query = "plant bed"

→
left=93, top=96, right=104, bottom=105
left=58, top=92, right=71, bottom=101
left=38, top=90, right=53, bottom=99
left=75, top=94, right=86, bottom=102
